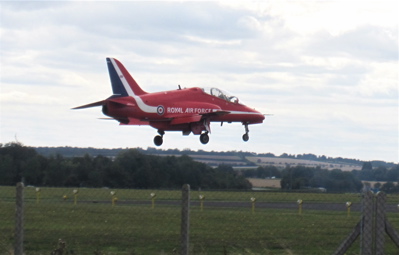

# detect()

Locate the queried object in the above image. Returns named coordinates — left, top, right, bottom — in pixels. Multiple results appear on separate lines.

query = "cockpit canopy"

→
left=202, top=87, right=240, bottom=104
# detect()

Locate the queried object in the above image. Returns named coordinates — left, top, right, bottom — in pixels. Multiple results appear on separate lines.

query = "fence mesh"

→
left=1, top=184, right=399, bottom=255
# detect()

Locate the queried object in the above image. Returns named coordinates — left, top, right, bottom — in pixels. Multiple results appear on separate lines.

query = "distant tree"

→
left=280, top=153, right=289, bottom=158
left=319, top=155, right=327, bottom=161
left=381, top=182, right=396, bottom=193
left=362, top=162, right=373, bottom=171
left=210, top=164, right=251, bottom=189
left=281, top=166, right=313, bottom=190
left=0, top=154, right=15, bottom=185
left=357, top=162, right=374, bottom=181
left=0, top=142, right=40, bottom=184
left=297, top=154, right=318, bottom=160
left=281, top=166, right=362, bottom=192
left=387, top=166, right=399, bottom=182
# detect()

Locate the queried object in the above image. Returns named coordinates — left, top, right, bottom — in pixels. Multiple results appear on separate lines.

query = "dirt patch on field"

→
left=247, top=178, right=281, bottom=188
left=362, top=181, right=398, bottom=187
left=246, top=156, right=362, bottom=171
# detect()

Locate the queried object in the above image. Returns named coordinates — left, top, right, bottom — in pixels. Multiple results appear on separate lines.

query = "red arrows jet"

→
left=73, top=58, right=265, bottom=146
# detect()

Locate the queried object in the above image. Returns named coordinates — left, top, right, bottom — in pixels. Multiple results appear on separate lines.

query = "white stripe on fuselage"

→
left=110, top=58, right=157, bottom=114
left=227, top=111, right=262, bottom=115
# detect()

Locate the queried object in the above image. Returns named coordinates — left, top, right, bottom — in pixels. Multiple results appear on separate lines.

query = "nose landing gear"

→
left=242, top=123, right=249, bottom=142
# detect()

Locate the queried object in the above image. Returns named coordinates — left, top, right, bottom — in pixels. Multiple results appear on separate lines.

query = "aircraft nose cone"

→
left=258, top=112, right=265, bottom=121
left=253, top=109, right=265, bottom=119
left=249, top=110, right=265, bottom=123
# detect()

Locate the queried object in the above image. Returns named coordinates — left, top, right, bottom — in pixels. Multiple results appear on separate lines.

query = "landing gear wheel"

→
left=154, top=135, right=163, bottom=146
left=242, top=133, right=249, bottom=142
left=200, top=132, right=210, bottom=144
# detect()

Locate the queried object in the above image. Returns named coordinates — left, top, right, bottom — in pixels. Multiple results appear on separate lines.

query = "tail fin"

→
left=106, top=58, right=147, bottom=97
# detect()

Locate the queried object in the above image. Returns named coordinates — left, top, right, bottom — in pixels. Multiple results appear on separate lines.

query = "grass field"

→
left=1, top=186, right=399, bottom=254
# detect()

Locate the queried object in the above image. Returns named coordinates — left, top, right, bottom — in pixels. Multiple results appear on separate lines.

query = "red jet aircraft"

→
left=73, top=58, right=265, bottom=146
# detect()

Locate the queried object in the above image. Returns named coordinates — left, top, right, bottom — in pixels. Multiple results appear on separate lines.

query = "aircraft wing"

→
left=169, top=111, right=230, bottom=125
left=170, top=115, right=202, bottom=125
left=119, top=117, right=150, bottom=126
left=202, top=110, right=230, bottom=117
left=98, top=117, right=149, bottom=126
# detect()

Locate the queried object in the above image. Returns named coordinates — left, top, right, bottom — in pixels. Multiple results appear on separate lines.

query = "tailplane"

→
left=106, top=58, right=147, bottom=97
left=72, top=100, right=105, bottom=110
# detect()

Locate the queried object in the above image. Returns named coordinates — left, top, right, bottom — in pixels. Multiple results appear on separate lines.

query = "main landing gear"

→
left=153, top=123, right=249, bottom=146
left=153, top=130, right=211, bottom=146
left=153, top=130, right=165, bottom=146
left=242, top=123, right=249, bottom=142
left=200, top=132, right=209, bottom=144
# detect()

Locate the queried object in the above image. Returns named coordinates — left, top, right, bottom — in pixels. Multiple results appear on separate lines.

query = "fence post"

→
left=334, top=190, right=399, bottom=254
left=332, top=221, right=361, bottom=255
left=385, top=220, right=399, bottom=248
left=375, top=192, right=386, bottom=254
left=361, top=190, right=373, bottom=255
left=181, top=184, right=190, bottom=255
left=15, top=182, right=24, bottom=255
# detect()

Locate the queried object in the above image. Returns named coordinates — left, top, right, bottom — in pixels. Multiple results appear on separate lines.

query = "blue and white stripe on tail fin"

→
left=106, top=57, right=147, bottom=97
left=106, top=58, right=157, bottom=114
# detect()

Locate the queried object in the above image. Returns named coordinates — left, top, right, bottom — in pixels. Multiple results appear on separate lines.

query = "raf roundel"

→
left=157, top=105, right=165, bottom=115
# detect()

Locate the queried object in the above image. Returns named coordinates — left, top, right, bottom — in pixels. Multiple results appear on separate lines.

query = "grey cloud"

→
left=327, top=74, right=363, bottom=87
left=1, top=1, right=272, bottom=73
left=41, top=2, right=263, bottom=42
left=306, top=25, right=398, bottom=61
left=0, top=1, right=67, bottom=12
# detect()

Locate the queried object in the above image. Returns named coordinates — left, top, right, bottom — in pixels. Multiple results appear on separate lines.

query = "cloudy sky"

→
left=1, top=1, right=398, bottom=163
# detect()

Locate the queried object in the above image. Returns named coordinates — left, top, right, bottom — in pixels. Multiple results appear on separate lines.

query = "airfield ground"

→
left=2, top=186, right=399, bottom=254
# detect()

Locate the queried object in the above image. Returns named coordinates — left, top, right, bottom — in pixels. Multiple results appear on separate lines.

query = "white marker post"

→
left=35, top=187, right=41, bottom=204
left=73, top=189, right=79, bottom=205
left=251, top=197, right=256, bottom=214
left=199, top=195, right=205, bottom=212
left=150, top=193, right=156, bottom=209
left=346, top=202, right=352, bottom=217
left=297, top=199, right=303, bottom=215
left=110, top=191, right=117, bottom=206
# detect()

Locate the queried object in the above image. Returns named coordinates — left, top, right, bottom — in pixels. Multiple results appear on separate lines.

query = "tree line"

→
left=352, top=162, right=399, bottom=182
left=0, top=142, right=251, bottom=189
left=240, top=165, right=364, bottom=192
left=2, top=142, right=398, bottom=193
left=280, top=166, right=363, bottom=192
left=243, top=163, right=399, bottom=193
left=34, top=146, right=397, bottom=169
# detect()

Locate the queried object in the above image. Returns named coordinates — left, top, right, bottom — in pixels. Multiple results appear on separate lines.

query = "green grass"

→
left=4, top=185, right=399, bottom=204
left=1, top=186, right=399, bottom=254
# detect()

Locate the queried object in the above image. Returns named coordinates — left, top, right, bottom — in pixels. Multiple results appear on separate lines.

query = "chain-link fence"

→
left=2, top=183, right=399, bottom=255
